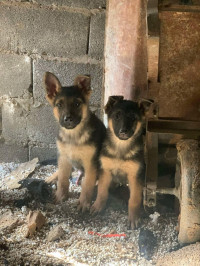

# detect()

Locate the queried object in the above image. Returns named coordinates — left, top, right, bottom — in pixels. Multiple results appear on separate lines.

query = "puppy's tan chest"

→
left=101, top=156, right=140, bottom=177
left=57, top=141, right=95, bottom=163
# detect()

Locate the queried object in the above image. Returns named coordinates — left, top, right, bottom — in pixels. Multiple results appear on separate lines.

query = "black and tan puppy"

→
left=44, top=72, right=106, bottom=211
left=91, top=96, right=147, bottom=229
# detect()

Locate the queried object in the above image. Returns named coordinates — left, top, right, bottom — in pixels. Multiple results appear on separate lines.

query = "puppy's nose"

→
left=64, top=115, right=73, bottom=122
left=119, top=129, right=128, bottom=135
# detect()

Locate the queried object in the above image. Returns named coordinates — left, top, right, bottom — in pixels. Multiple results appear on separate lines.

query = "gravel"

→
left=0, top=162, right=182, bottom=265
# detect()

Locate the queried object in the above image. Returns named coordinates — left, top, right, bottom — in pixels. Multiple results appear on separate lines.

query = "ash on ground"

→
left=0, top=162, right=180, bottom=265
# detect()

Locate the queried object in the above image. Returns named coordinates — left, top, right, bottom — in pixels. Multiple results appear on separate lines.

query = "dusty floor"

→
left=0, top=162, right=199, bottom=265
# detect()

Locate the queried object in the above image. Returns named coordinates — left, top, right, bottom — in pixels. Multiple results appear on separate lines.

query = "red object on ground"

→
left=88, top=231, right=126, bottom=238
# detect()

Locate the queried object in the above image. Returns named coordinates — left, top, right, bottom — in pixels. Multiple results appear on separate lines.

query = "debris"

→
left=0, top=212, right=19, bottom=232
left=26, top=210, right=46, bottom=237
left=21, top=206, right=27, bottom=214
left=4, top=158, right=38, bottom=189
left=0, top=162, right=181, bottom=265
left=88, top=231, right=126, bottom=238
left=0, top=242, right=8, bottom=251
left=19, top=178, right=53, bottom=203
left=149, top=212, right=160, bottom=225
left=14, top=197, right=31, bottom=208
left=71, top=169, right=83, bottom=185
left=138, top=228, right=157, bottom=260
left=47, top=225, right=65, bottom=242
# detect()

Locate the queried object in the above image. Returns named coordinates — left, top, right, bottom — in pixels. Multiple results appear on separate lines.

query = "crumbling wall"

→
left=0, top=0, right=106, bottom=163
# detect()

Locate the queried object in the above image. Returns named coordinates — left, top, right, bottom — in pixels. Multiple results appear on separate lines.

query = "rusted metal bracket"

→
left=156, top=187, right=180, bottom=200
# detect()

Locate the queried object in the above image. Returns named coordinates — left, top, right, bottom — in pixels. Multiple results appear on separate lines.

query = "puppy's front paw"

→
left=77, top=198, right=90, bottom=213
left=45, top=171, right=58, bottom=184
left=90, top=200, right=104, bottom=215
left=128, top=212, right=141, bottom=230
left=55, top=189, right=68, bottom=203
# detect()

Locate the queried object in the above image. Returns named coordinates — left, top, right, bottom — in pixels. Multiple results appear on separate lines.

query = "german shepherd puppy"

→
left=91, top=96, right=147, bottom=229
left=43, top=72, right=106, bottom=211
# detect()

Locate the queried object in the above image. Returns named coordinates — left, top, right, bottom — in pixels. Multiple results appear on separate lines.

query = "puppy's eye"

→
left=74, top=100, right=81, bottom=107
left=56, top=102, right=63, bottom=108
left=115, top=112, right=121, bottom=120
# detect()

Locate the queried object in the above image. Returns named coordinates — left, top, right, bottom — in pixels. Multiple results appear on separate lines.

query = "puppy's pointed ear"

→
left=104, top=96, right=124, bottom=114
left=74, top=75, right=91, bottom=98
left=43, top=72, right=61, bottom=105
left=138, top=98, right=154, bottom=116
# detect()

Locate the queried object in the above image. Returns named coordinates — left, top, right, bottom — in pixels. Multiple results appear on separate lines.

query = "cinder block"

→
left=0, top=142, right=28, bottom=163
left=2, top=101, right=28, bottom=145
left=0, top=54, right=31, bottom=97
left=27, top=105, right=59, bottom=144
left=33, top=59, right=103, bottom=107
left=89, top=12, right=105, bottom=59
left=35, top=0, right=106, bottom=9
left=0, top=4, right=89, bottom=57
left=29, top=145, right=57, bottom=163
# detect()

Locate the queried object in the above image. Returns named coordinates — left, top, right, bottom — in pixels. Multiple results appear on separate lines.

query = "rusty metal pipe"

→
left=104, top=0, right=148, bottom=105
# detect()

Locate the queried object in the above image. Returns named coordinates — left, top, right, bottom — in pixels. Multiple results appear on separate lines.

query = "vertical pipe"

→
left=104, top=0, right=148, bottom=104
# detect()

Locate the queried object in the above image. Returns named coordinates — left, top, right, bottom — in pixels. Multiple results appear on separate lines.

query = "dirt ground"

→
left=0, top=162, right=200, bottom=265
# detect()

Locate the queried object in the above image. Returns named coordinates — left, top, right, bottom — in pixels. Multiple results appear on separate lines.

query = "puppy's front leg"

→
left=91, top=170, right=112, bottom=214
left=127, top=174, right=143, bottom=229
left=78, top=164, right=97, bottom=212
left=46, top=170, right=58, bottom=184
left=56, top=155, right=72, bottom=202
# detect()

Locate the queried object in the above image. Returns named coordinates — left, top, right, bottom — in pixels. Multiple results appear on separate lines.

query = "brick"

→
left=27, top=105, right=59, bottom=144
left=29, top=145, right=57, bottom=163
left=0, top=54, right=31, bottom=97
left=33, top=59, right=103, bottom=107
left=35, top=0, right=106, bottom=9
left=89, top=12, right=105, bottom=59
left=0, top=142, right=28, bottom=163
left=2, top=101, right=28, bottom=145
left=0, top=4, right=89, bottom=57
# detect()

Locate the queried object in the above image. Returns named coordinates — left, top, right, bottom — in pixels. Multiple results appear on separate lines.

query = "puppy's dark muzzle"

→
left=61, top=115, right=78, bottom=129
left=118, top=129, right=129, bottom=140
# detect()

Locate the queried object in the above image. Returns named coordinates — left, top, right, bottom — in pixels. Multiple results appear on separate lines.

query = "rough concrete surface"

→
left=0, top=54, right=31, bottom=97
left=0, top=142, right=28, bottom=163
left=89, top=12, right=106, bottom=59
left=0, top=0, right=106, bottom=163
left=33, top=58, right=103, bottom=107
left=35, top=0, right=106, bottom=9
left=29, top=145, right=57, bottom=163
left=27, top=105, right=59, bottom=145
left=2, top=102, right=28, bottom=145
left=0, top=4, right=89, bottom=57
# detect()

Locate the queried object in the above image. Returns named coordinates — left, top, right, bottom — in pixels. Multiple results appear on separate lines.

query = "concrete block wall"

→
left=0, top=0, right=106, bottom=163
